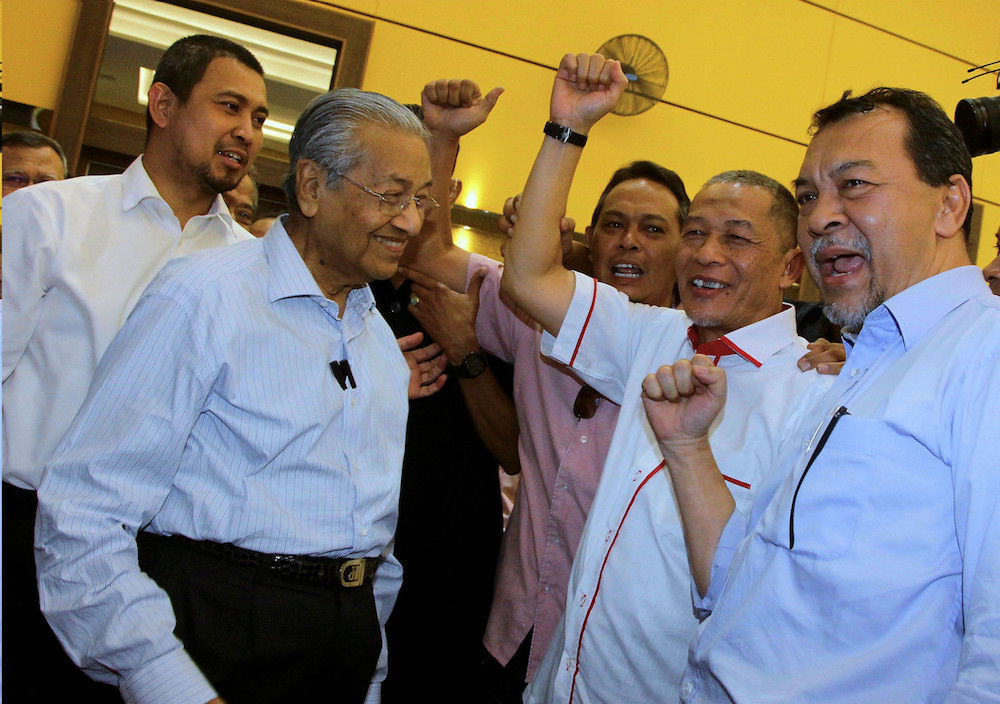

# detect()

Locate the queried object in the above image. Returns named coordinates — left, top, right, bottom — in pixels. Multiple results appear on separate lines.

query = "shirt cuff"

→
left=121, top=646, right=217, bottom=704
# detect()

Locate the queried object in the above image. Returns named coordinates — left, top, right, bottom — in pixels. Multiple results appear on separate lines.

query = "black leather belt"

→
left=161, top=534, right=378, bottom=588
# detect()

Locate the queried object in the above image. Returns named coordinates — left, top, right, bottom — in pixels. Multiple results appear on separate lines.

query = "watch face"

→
left=462, top=351, right=488, bottom=378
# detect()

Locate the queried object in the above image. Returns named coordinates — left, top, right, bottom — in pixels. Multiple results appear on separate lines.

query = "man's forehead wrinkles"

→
left=830, top=159, right=876, bottom=177
left=601, top=208, right=668, bottom=220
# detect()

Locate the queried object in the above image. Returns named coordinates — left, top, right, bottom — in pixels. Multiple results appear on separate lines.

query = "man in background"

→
left=376, top=80, right=517, bottom=702
left=2, top=131, right=68, bottom=196
left=224, top=169, right=259, bottom=230
left=2, top=34, right=266, bottom=696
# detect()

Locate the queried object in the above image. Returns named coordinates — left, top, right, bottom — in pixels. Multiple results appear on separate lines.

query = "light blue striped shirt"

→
left=35, top=218, right=409, bottom=704
left=683, top=267, right=1000, bottom=703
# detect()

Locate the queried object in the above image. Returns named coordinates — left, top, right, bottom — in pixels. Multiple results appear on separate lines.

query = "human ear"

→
left=779, top=248, right=806, bottom=290
left=146, top=82, right=175, bottom=129
left=935, top=174, right=972, bottom=240
left=295, top=160, right=324, bottom=218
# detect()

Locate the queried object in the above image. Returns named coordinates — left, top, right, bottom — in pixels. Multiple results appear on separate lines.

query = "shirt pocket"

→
left=785, top=414, right=882, bottom=560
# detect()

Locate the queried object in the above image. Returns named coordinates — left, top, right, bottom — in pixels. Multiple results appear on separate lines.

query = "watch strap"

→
left=543, top=121, right=588, bottom=148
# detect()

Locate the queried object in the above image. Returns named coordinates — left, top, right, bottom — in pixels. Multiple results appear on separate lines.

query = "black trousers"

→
left=137, top=531, right=382, bottom=704
left=2, top=482, right=121, bottom=701
left=480, top=629, right=532, bottom=704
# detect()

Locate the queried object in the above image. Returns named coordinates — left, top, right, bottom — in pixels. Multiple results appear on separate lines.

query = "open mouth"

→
left=691, top=277, right=729, bottom=291
left=612, top=263, right=644, bottom=280
left=217, top=150, right=245, bottom=166
left=819, top=252, right=865, bottom=279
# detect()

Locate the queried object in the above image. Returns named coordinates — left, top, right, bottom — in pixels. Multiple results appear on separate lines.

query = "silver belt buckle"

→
left=338, top=558, right=366, bottom=587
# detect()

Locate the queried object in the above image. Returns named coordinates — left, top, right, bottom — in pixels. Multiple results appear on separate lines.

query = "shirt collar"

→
left=859, top=265, right=990, bottom=351
left=689, top=303, right=799, bottom=369
left=121, top=156, right=236, bottom=227
left=262, top=216, right=376, bottom=314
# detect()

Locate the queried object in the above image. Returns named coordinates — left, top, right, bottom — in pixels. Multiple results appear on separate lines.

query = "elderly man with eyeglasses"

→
left=35, top=87, right=445, bottom=704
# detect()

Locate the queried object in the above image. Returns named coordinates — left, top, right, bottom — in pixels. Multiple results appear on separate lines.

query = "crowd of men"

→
left=2, top=33, right=998, bottom=704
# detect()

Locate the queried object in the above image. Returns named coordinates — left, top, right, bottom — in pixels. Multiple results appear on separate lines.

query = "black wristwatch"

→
left=448, top=350, right=489, bottom=379
left=543, top=120, right=588, bottom=147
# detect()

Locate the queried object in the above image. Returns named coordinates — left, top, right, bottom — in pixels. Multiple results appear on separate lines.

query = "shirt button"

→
left=580, top=436, right=588, bottom=443
left=680, top=681, right=694, bottom=698
left=361, top=529, right=368, bottom=536
left=850, top=367, right=861, bottom=378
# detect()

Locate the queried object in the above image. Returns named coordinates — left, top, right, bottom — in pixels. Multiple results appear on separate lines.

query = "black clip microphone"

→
left=330, top=360, right=357, bottom=390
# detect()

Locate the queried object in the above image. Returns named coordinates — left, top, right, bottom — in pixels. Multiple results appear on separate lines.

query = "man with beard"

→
left=643, top=87, right=1000, bottom=701
left=2, top=34, right=266, bottom=697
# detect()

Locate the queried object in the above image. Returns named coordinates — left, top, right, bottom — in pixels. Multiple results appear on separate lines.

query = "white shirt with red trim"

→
left=526, top=272, right=832, bottom=704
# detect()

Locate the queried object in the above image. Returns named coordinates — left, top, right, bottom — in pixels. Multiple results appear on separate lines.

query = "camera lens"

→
left=955, top=95, right=1000, bottom=157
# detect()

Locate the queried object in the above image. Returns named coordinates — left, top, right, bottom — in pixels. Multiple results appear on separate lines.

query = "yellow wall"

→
left=3, top=0, right=80, bottom=109
left=4, top=0, right=1000, bottom=264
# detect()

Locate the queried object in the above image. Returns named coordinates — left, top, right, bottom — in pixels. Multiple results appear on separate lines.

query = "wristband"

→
left=543, top=121, right=588, bottom=148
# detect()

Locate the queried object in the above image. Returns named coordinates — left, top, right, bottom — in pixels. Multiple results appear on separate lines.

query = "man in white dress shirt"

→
left=501, top=53, right=834, bottom=703
left=2, top=34, right=266, bottom=697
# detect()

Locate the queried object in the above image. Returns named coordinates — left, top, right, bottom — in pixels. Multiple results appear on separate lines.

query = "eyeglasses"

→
left=336, top=172, right=439, bottom=217
left=573, top=385, right=602, bottom=420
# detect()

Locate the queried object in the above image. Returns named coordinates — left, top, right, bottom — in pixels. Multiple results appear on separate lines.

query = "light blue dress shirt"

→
left=683, top=266, right=1000, bottom=703
left=35, top=219, right=409, bottom=704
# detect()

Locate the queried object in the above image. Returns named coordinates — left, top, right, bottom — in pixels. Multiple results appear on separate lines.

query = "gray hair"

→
left=704, top=170, right=798, bottom=251
left=282, top=88, right=430, bottom=212
left=2, top=130, right=69, bottom=178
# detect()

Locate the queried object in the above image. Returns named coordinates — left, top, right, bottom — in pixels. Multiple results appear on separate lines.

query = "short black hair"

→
left=811, top=87, right=973, bottom=236
left=590, top=160, right=690, bottom=229
left=146, top=34, right=264, bottom=133
left=2, top=131, right=68, bottom=177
